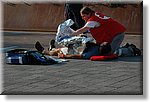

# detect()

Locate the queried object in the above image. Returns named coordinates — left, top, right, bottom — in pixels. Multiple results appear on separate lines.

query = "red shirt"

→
left=88, top=12, right=126, bottom=44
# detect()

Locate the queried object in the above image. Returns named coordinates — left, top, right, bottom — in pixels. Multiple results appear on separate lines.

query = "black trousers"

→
left=64, top=3, right=85, bottom=30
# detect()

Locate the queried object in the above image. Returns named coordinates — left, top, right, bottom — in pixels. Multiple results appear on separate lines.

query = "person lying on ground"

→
left=35, top=39, right=142, bottom=60
left=35, top=41, right=111, bottom=59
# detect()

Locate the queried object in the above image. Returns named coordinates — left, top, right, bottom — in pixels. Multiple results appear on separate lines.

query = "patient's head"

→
left=99, top=42, right=111, bottom=55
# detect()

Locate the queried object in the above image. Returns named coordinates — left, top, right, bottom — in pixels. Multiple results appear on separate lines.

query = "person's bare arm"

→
left=71, top=27, right=90, bottom=36
left=58, top=53, right=83, bottom=59
left=65, top=54, right=82, bottom=59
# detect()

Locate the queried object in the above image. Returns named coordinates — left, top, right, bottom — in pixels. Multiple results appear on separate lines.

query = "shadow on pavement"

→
left=115, top=56, right=143, bottom=62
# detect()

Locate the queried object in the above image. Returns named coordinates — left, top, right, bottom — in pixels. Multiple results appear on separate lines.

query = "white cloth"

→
left=55, top=19, right=95, bottom=46
left=60, top=47, right=68, bottom=55
left=55, top=19, right=96, bottom=54
left=55, top=19, right=75, bottom=42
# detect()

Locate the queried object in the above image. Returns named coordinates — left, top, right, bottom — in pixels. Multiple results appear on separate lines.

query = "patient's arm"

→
left=58, top=53, right=82, bottom=59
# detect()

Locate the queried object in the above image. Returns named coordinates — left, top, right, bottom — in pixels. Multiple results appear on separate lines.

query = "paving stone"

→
left=1, top=32, right=143, bottom=95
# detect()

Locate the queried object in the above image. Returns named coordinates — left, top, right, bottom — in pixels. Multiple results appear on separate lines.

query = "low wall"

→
left=3, top=2, right=143, bottom=34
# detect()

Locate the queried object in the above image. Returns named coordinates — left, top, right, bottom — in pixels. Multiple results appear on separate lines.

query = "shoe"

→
left=48, top=39, right=55, bottom=51
left=130, top=44, right=137, bottom=48
left=35, top=41, right=44, bottom=53
left=129, top=44, right=141, bottom=56
left=122, top=43, right=130, bottom=48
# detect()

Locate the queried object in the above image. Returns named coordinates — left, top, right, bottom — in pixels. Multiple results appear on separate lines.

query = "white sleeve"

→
left=84, top=21, right=100, bottom=28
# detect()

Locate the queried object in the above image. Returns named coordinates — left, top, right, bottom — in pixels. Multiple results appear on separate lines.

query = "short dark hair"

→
left=99, top=42, right=111, bottom=55
left=80, top=7, right=95, bottom=15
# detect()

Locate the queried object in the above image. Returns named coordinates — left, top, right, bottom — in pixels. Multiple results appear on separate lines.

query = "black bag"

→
left=6, top=49, right=58, bottom=65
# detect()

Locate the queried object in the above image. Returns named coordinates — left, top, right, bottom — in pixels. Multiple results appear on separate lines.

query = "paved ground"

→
left=1, top=31, right=143, bottom=95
